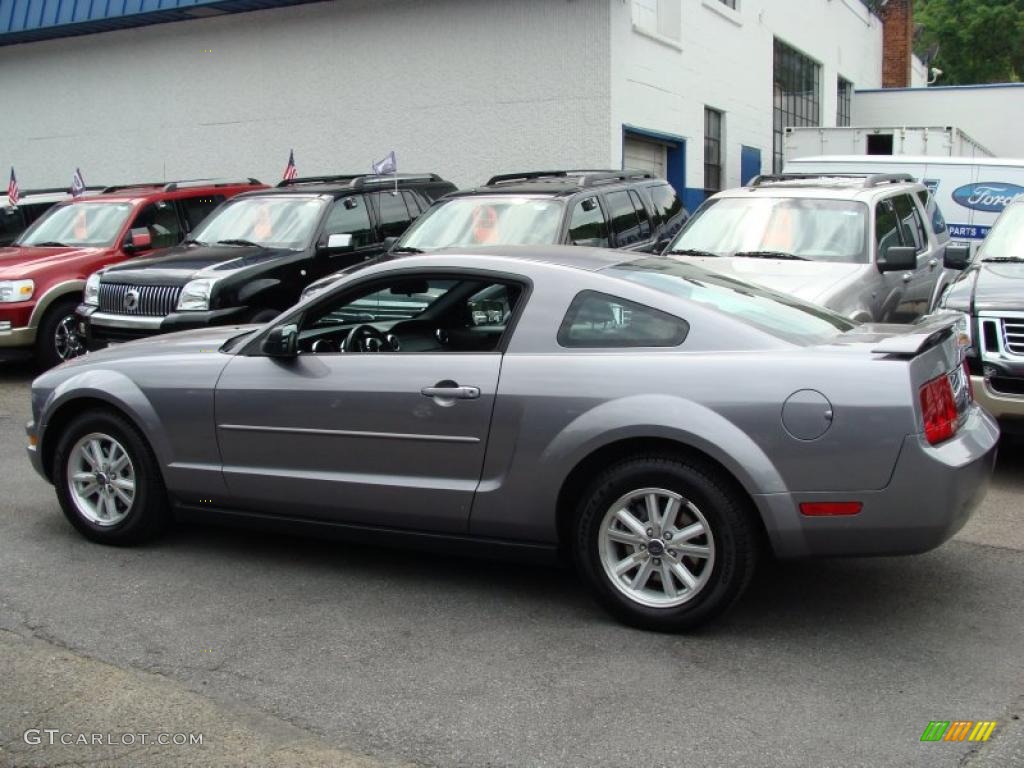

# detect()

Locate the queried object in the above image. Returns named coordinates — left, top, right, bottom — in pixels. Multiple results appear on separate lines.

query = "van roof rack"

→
left=14, top=186, right=104, bottom=196
left=485, top=169, right=656, bottom=187
left=748, top=173, right=915, bottom=189
left=101, top=177, right=261, bottom=193
left=275, top=173, right=442, bottom=189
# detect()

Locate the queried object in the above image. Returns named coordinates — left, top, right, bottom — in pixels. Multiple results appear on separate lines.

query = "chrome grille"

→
left=1004, top=318, right=1024, bottom=356
left=98, top=283, right=182, bottom=317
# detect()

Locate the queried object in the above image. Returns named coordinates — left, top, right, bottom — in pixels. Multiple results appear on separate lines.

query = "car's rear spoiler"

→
left=835, top=316, right=959, bottom=357
left=870, top=316, right=958, bottom=357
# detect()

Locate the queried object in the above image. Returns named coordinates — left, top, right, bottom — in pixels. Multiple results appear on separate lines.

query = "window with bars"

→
left=773, top=39, right=821, bottom=172
left=704, top=107, right=724, bottom=194
left=837, top=77, right=852, bottom=127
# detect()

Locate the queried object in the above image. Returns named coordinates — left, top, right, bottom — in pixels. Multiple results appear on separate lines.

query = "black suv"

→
left=391, top=169, right=687, bottom=254
left=77, top=173, right=456, bottom=346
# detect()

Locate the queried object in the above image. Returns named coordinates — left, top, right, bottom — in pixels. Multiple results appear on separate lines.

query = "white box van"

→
left=784, top=155, right=1024, bottom=251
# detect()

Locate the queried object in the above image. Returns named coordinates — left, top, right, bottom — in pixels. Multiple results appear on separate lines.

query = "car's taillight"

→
left=920, top=372, right=959, bottom=445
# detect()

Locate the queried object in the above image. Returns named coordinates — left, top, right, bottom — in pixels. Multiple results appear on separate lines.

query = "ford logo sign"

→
left=952, top=182, right=1024, bottom=213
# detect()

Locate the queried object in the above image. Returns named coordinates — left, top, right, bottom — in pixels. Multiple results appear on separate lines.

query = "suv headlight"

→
left=0, top=279, right=34, bottom=303
left=83, top=273, right=101, bottom=306
left=177, top=279, right=217, bottom=311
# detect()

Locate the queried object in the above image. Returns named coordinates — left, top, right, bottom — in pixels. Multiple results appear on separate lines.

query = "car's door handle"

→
left=421, top=384, right=480, bottom=400
left=902, top=273, right=912, bottom=283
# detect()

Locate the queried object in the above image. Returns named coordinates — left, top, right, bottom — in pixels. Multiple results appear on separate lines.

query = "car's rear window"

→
left=606, top=257, right=855, bottom=344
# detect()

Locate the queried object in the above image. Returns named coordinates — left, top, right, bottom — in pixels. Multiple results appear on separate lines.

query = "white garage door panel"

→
left=624, top=137, right=668, bottom=178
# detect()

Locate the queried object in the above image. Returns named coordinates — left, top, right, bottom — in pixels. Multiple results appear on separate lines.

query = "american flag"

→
left=282, top=150, right=297, bottom=182
left=7, top=167, right=19, bottom=206
left=70, top=167, right=86, bottom=197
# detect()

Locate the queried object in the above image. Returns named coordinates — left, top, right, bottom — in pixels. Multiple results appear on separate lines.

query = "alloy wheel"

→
left=66, top=432, right=136, bottom=526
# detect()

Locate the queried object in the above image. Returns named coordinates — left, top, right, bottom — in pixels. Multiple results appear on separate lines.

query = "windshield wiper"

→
left=390, top=245, right=424, bottom=254
left=981, top=256, right=1024, bottom=263
left=30, top=241, right=67, bottom=247
left=664, top=248, right=719, bottom=258
left=216, top=238, right=259, bottom=247
left=184, top=238, right=207, bottom=246
left=734, top=250, right=809, bottom=261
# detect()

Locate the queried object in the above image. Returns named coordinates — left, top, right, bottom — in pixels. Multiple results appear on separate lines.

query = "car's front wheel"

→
left=573, top=455, right=759, bottom=631
left=54, top=410, right=170, bottom=545
left=35, top=297, right=87, bottom=369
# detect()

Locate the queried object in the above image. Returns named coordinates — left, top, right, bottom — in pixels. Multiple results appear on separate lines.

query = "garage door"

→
left=623, top=136, right=668, bottom=178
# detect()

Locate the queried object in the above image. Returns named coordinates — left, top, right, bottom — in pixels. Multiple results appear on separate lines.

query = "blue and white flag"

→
left=372, top=151, right=397, bottom=176
left=70, top=168, right=86, bottom=197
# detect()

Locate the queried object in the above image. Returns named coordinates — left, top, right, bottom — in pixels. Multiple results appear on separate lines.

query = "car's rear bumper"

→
left=758, top=404, right=999, bottom=558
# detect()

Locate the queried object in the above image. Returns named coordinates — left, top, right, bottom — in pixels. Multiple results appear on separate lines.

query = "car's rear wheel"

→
left=573, top=455, right=758, bottom=631
left=35, top=297, right=87, bottom=369
left=54, top=411, right=170, bottom=545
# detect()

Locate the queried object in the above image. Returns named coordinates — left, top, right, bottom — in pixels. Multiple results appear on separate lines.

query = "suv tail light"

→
left=920, top=371, right=959, bottom=445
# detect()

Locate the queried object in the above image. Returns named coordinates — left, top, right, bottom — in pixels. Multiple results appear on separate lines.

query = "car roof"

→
left=1, top=189, right=102, bottom=206
left=426, top=245, right=640, bottom=272
left=91, top=178, right=265, bottom=204
left=790, top=154, right=1024, bottom=169
left=249, top=173, right=452, bottom=198
left=446, top=169, right=665, bottom=199
left=711, top=175, right=927, bottom=202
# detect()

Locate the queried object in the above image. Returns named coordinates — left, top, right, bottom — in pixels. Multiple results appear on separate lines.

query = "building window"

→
left=704, top=107, right=724, bottom=194
left=718, top=0, right=738, bottom=8
left=632, top=0, right=681, bottom=42
left=773, top=39, right=821, bottom=172
left=837, top=77, right=852, bottom=127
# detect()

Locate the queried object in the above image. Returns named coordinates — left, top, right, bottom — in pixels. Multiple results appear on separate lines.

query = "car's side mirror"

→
left=261, top=323, right=298, bottom=358
left=944, top=244, right=971, bottom=270
left=318, top=233, right=354, bottom=255
left=382, top=236, right=399, bottom=251
left=123, top=228, right=152, bottom=253
left=878, top=245, right=917, bottom=272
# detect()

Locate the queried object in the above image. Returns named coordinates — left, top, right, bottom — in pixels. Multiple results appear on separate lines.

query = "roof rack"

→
left=101, top=177, right=261, bottom=194
left=274, top=173, right=443, bottom=189
left=485, top=169, right=656, bottom=187
left=748, top=173, right=915, bottom=189
left=16, top=186, right=104, bottom=196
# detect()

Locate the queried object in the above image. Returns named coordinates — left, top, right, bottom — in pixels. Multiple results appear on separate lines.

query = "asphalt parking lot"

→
left=0, top=362, right=1021, bottom=768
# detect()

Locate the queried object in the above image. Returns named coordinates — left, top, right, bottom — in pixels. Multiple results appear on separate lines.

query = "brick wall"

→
left=880, top=0, right=913, bottom=88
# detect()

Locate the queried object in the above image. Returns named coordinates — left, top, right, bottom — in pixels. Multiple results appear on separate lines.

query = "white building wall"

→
left=609, top=0, right=884, bottom=204
left=853, top=85, right=1024, bottom=158
left=0, top=0, right=611, bottom=190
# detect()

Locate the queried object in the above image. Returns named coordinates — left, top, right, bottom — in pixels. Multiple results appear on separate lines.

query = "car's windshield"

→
left=668, top=197, right=869, bottom=263
left=979, top=203, right=1024, bottom=258
left=17, top=202, right=134, bottom=247
left=191, top=196, right=327, bottom=250
left=397, top=197, right=564, bottom=251
left=608, top=257, right=855, bottom=344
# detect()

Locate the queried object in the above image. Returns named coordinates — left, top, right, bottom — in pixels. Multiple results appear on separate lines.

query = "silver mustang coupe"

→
left=27, top=247, right=998, bottom=630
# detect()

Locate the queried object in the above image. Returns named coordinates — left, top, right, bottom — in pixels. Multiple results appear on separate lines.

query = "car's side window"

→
left=605, top=191, right=643, bottom=247
left=557, top=290, right=688, bottom=348
left=892, top=193, right=926, bottom=253
left=323, top=196, right=373, bottom=247
left=402, top=190, right=424, bottom=217
left=130, top=201, right=183, bottom=249
left=179, top=195, right=225, bottom=232
left=296, top=275, right=525, bottom=355
left=917, top=190, right=948, bottom=236
left=371, top=191, right=415, bottom=239
left=567, top=196, right=610, bottom=247
left=628, top=190, right=652, bottom=240
left=874, top=199, right=903, bottom=257
left=649, top=184, right=686, bottom=239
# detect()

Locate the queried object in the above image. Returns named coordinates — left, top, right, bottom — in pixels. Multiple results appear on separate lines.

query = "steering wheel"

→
left=343, top=324, right=390, bottom=353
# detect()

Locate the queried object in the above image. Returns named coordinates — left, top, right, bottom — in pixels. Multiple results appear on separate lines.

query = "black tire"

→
left=34, top=296, right=87, bottom=370
left=53, top=410, right=171, bottom=546
left=573, top=454, right=759, bottom=632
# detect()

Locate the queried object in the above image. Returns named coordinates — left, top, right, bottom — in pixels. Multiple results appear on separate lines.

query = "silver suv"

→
left=663, top=173, right=965, bottom=323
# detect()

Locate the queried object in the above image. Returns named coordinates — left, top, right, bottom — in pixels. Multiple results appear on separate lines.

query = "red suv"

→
left=0, top=177, right=266, bottom=368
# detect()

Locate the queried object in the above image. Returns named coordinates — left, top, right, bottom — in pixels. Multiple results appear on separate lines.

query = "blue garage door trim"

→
left=0, top=0, right=324, bottom=46
left=621, top=125, right=689, bottom=205
left=740, top=145, right=762, bottom=186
